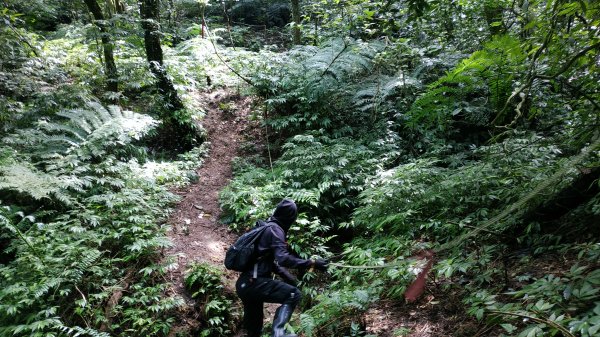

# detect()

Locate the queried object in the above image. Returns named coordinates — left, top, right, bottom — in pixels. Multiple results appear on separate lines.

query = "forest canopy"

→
left=0, top=0, right=599, bottom=336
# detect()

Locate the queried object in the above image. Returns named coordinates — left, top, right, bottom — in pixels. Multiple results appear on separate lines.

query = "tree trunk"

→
left=83, top=0, right=118, bottom=93
left=114, top=0, right=125, bottom=14
left=139, top=0, right=184, bottom=110
left=222, top=0, right=234, bottom=46
left=200, top=3, right=206, bottom=38
left=139, top=0, right=199, bottom=152
left=291, top=0, right=301, bottom=44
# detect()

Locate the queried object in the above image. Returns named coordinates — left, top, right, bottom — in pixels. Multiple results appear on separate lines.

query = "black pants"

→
left=236, top=275, right=302, bottom=337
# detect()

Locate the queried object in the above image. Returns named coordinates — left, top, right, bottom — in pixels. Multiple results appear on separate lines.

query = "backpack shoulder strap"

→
left=251, top=220, right=277, bottom=278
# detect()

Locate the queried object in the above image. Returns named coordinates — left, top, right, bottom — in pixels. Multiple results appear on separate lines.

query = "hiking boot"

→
left=271, top=304, right=297, bottom=337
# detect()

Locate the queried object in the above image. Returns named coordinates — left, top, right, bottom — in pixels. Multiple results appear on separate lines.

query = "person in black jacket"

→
left=236, top=199, right=328, bottom=337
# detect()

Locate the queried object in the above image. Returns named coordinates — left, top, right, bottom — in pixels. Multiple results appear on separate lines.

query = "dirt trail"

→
left=166, top=89, right=251, bottom=299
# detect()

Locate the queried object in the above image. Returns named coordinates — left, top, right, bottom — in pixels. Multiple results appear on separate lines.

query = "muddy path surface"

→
left=166, top=89, right=252, bottom=309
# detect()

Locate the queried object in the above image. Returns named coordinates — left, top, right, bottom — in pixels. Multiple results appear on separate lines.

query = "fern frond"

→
left=73, top=249, right=101, bottom=275
left=46, top=134, right=81, bottom=148
left=407, top=35, right=526, bottom=128
left=56, top=110, right=94, bottom=135
left=7, top=102, right=157, bottom=159
left=353, top=75, right=421, bottom=112
left=56, top=109, right=97, bottom=134
left=33, top=277, right=63, bottom=298
left=92, top=101, right=115, bottom=122
left=41, top=123, right=87, bottom=142
left=10, top=318, right=63, bottom=336
left=296, top=39, right=381, bottom=82
left=0, top=162, right=64, bottom=200
left=60, top=326, right=111, bottom=337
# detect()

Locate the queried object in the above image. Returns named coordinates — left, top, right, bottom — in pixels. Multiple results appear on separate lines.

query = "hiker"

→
left=235, top=198, right=328, bottom=337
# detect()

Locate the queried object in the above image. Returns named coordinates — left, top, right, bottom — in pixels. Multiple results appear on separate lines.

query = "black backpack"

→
left=224, top=220, right=272, bottom=272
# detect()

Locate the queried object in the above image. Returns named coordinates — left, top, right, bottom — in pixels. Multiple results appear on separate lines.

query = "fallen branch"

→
left=487, top=310, right=575, bottom=337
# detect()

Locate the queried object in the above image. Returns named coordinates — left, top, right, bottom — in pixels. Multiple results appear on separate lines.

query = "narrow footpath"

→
left=165, top=89, right=251, bottom=314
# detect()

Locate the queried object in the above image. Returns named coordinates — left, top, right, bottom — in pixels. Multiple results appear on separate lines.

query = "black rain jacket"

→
left=240, top=199, right=312, bottom=280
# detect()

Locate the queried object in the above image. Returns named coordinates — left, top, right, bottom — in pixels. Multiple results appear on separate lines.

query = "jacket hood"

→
left=271, top=198, right=297, bottom=231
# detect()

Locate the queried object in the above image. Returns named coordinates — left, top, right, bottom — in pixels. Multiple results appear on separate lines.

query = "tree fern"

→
left=408, top=34, right=526, bottom=129
left=352, top=74, right=422, bottom=114
left=256, top=39, right=383, bottom=134
left=1, top=102, right=158, bottom=204
left=299, top=38, right=380, bottom=81
left=6, top=102, right=157, bottom=160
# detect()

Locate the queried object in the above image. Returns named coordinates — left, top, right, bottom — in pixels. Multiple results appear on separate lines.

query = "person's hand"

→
left=313, top=258, right=329, bottom=271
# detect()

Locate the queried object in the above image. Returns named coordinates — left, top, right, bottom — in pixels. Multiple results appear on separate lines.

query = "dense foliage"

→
left=219, top=0, right=600, bottom=336
left=1, top=0, right=599, bottom=336
left=184, top=263, right=237, bottom=336
left=0, top=102, right=192, bottom=336
left=0, top=0, right=215, bottom=335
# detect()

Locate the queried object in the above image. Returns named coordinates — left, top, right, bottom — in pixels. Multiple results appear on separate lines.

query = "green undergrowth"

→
left=0, top=17, right=214, bottom=336
left=184, top=263, right=237, bottom=337
left=220, top=19, right=600, bottom=336
left=0, top=100, right=209, bottom=336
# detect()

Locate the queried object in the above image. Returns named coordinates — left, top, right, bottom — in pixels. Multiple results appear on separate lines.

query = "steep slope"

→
left=165, top=89, right=253, bottom=333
